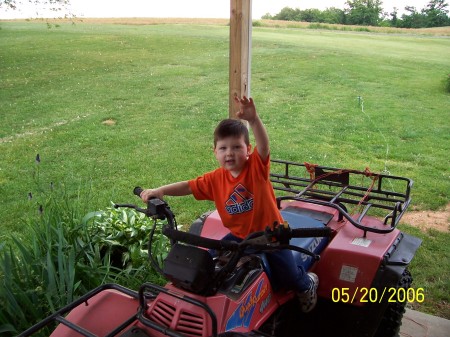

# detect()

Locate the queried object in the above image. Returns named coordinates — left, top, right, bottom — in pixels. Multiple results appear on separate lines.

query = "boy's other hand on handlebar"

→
left=140, top=182, right=192, bottom=202
left=140, top=188, right=164, bottom=202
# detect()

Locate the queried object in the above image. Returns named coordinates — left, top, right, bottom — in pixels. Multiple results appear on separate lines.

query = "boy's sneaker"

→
left=297, top=272, right=319, bottom=313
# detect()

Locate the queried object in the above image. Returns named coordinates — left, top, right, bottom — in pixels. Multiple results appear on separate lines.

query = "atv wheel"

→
left=373, top=268, right=413, bottom=337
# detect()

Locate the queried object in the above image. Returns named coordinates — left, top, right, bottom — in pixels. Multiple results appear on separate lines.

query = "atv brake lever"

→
left=114, top=203, right=148, bottom=214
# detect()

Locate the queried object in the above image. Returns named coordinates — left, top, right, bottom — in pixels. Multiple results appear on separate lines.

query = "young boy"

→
left=140, top=96, right=318, bottom=312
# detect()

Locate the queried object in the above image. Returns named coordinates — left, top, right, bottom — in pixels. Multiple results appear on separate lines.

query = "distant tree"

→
left=400, top=6, right=427, bottom=28
left=261, top=12, right=273, bottom=20
left=322, top=7, right=346, bottom=24
left=422, top=0, right=450, bottom=27
left=273, top=7, right=301, bottom=21
left=266, top=0, right=449, bottom=28
left=345, top=0, right=384, bottom=26
left=0, top=0, right=73, bottom=18
left=299, top=8, right=324, bottom=23
left=390, top=7, right=399, bottom=26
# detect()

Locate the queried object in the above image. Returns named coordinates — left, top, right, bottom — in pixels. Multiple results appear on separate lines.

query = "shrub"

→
left=0, top=157, right=169, bottom=335
left=83, top=205, right=170, bottom=271
left=0, top=185, right=103, bottom=335
left=445, top=73, right=450, bottom=93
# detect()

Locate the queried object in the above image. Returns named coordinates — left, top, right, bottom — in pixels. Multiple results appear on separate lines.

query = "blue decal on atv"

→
left=226, top=279, right=265, bottom=331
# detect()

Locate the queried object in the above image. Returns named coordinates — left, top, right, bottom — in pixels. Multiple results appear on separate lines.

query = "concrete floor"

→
left=400, top=309, right=450, bottom=337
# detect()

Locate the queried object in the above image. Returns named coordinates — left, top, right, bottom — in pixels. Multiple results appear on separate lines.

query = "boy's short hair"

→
left=214, top=119, right=249, bottom=147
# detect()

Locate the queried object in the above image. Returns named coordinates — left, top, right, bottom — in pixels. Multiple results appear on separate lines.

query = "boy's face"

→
left=214, top=135, right=251, bottom=177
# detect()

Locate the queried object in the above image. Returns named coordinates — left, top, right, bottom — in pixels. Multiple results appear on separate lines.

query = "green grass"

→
left=0, top=20, right=449, bottom=318
left=398, top=225, right=450, bottom=318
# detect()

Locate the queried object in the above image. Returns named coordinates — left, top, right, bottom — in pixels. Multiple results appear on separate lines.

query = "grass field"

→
left=0, top=19, right=449, bottom=318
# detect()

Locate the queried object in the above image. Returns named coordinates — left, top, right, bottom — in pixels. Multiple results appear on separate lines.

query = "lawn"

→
left=0, top=19, right=449, bottom=318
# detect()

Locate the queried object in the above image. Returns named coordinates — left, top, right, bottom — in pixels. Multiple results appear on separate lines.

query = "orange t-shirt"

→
left=188, top=150, right=283, bottom=239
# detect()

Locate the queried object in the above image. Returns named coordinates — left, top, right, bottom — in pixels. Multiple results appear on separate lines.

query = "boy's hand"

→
left=140, top=188, right=164, bottom=202
left=234, top=96, right=257, bottom=123
left=235, top=95, right=270, bottom=161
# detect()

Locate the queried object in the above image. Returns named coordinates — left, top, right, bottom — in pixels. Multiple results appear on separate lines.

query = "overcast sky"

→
left=0, top=0, right=435, bottom=20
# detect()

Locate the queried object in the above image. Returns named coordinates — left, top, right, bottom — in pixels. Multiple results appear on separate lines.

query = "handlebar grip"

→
left=290, top=227, right=332, bottom=238
left=162, top=227, right=239, bottom=251
left=134, top=186, right=143, bottom=197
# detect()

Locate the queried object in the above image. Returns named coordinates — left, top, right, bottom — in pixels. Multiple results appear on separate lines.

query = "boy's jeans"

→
left=221, top=233, right=310, bottom=292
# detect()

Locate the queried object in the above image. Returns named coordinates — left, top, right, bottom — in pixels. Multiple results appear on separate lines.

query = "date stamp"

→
left=331, top=287, right=425, bottom=304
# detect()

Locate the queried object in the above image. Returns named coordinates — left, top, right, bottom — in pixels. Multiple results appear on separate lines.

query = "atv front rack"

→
left=19, top=284, right=139, bottom=337
left=270, top=160, right=413, bottom=235
left=20, top=283, right=220, bottom=337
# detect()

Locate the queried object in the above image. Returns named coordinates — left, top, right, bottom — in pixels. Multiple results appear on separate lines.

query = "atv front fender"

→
left=373, top=232, right=422, bottom=289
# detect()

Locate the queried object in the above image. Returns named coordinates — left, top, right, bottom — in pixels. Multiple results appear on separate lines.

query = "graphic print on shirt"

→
left=225, top=184, right=254, bottom=215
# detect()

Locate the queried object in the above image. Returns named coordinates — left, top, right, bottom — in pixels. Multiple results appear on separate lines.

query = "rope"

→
left=304, top=162, right=318, bottom=180
left=303, top=162, right=380, bottom=216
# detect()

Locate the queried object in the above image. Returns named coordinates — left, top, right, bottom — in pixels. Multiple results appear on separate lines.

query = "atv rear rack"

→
left=270, top=159, right=413, bottom=235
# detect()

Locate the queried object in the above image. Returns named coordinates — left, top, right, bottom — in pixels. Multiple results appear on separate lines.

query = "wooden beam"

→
left=229, top=0, right=252, bottom=118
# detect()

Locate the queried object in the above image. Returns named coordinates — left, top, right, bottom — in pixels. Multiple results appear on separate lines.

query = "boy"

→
left=140, top=96, right=318, bottom=312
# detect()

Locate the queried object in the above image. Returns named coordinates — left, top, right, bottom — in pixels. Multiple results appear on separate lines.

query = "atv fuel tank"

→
left=280, top=206, right=330, bottom=271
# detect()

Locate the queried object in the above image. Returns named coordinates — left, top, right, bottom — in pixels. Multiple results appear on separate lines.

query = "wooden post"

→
left=229, top=0, right=252, bottom=118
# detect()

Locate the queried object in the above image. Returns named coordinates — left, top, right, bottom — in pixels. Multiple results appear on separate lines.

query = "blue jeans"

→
left=221, top=233, right=311, bottom=292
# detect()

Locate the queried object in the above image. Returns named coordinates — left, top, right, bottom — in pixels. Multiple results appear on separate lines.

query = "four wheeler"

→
left=21, top=160, right=421, bottom=337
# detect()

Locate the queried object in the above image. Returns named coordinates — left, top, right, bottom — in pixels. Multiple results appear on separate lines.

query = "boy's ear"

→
left=247, top=144, right=252, bottom=154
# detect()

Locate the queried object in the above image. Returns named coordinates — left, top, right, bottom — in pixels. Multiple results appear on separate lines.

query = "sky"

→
left=0, top=0, right=434, bottom=20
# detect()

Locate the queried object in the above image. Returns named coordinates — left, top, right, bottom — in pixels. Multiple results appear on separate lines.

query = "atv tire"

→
left=373, top=268, right=413, bottom=337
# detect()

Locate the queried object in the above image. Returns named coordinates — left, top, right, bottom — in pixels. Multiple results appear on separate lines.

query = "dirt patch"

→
left=101, top=119, right=116, bottom=126
left=401, top=203, right=449, bottom=232
left=0, top=115, right=89, bottom=144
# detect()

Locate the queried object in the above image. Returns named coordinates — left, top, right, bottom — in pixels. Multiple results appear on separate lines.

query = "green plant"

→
left=0, top=157, right=167, bottom=335
left=445, top=73, right=450, bottom=93
left=83, top=205, right=170, bottom=270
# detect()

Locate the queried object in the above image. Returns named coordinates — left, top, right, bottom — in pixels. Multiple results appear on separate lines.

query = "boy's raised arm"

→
left=234, top=96, right=270, bottom=161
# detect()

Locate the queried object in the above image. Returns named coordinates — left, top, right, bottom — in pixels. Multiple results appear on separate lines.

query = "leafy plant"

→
left=0, top=157, right=168, bottom=335
left=83, top=205, right=170, bottom=270
left=445, top=73, right=450, bottom=93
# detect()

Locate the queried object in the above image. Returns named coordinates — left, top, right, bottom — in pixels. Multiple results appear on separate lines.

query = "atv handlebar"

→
left=116, top=187, right=333, bottom=247
left=162, top=227, right=239, bottom=251
left=162, top=225, right=331, bottom=261
left=133, top=186, right=143, bottom=197
left=114, top=187, right=332, bottom=274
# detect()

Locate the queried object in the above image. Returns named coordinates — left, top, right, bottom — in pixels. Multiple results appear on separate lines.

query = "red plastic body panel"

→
left=199, top=210, right=231, bottom=239
left=143, top=274, right=290, bottom=336
left=201, top=201, right=401, bottom=308
left=278, top=200, right=401, bottom=306
left=50, top=289, right=139, bottom=336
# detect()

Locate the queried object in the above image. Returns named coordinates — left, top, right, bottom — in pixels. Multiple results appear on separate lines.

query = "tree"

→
left=322, top=7, right=346, bottom=24
left=389, top=7, right=399, bottom=26
left=345, top=0, right=384, bottom=26
left=273, top=7, right=301, bottom=21
left=266, top=0, right=449, bottom=28
left=0, top=0, right=73, bottom=18
left=299, top=8, right=324, bottom=23
left=422, top=0, right=450, bottom=27
left=400, top=6, right=427, bottom=28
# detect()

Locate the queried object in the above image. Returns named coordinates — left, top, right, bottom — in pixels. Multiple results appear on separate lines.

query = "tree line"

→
left=262, top=0, right=450, bottom=28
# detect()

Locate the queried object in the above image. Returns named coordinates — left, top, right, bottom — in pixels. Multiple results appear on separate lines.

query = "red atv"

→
left=21, top=160, right=421, bottom=337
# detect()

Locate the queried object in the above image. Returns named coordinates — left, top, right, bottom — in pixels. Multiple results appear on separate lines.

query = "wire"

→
left=357, top=96, right=390, bottom=175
